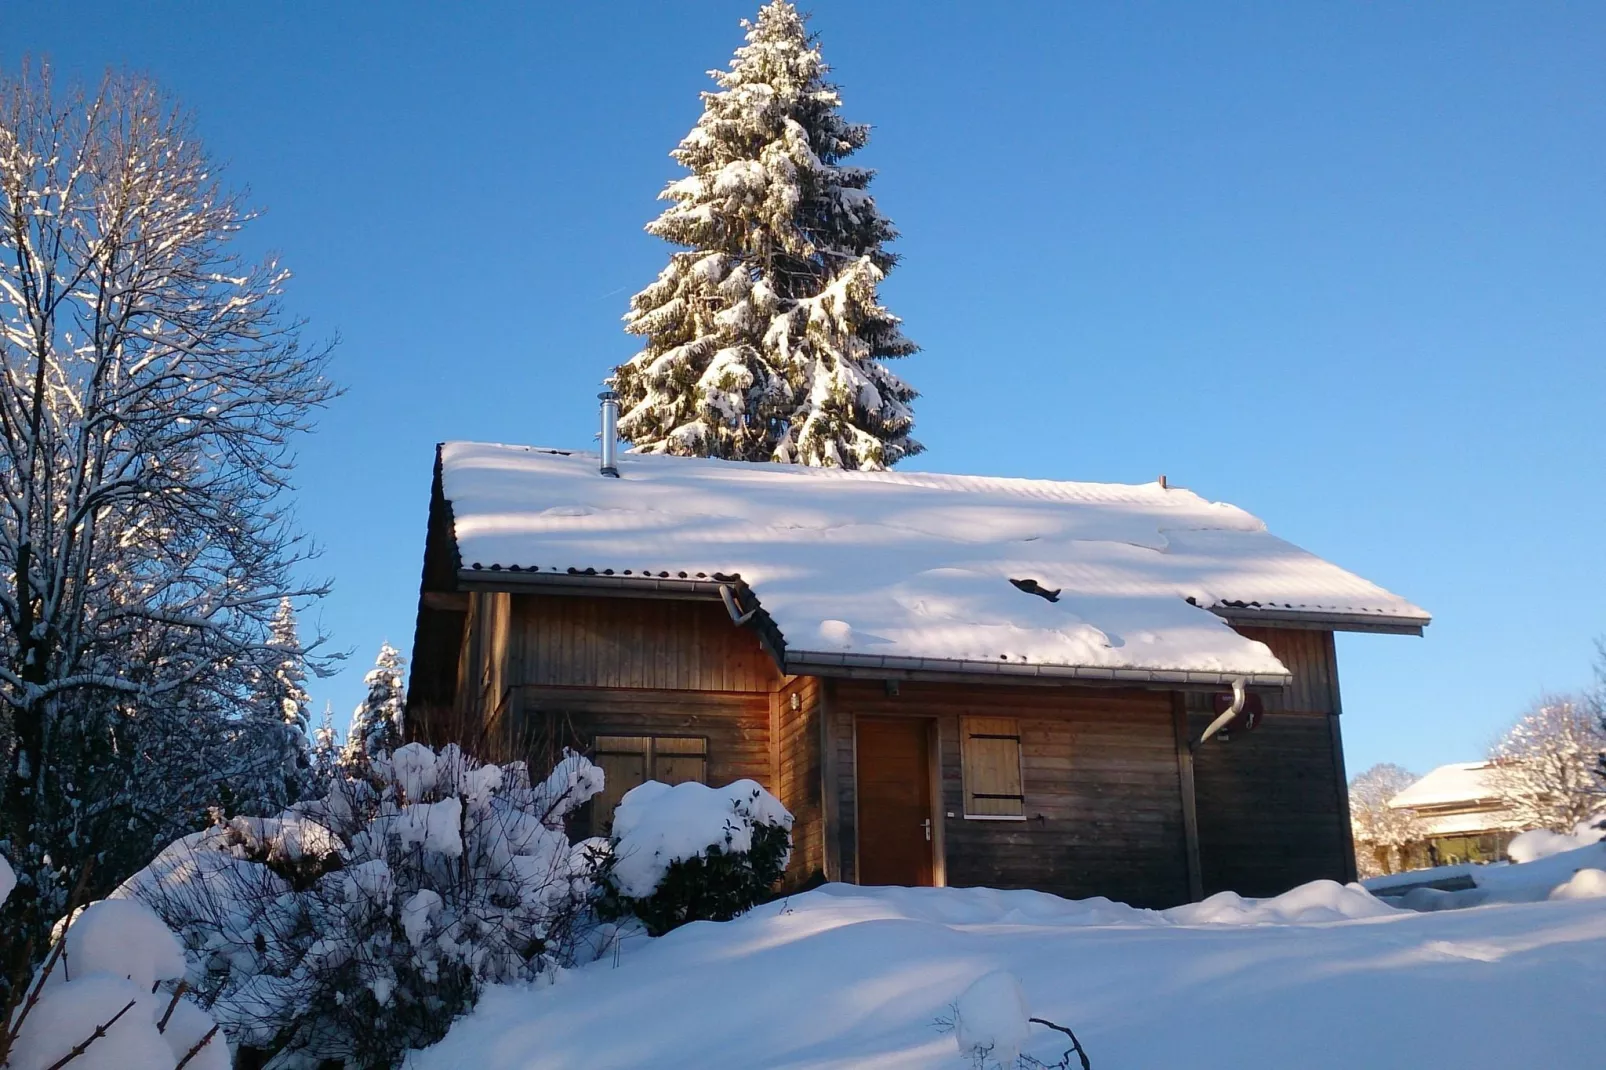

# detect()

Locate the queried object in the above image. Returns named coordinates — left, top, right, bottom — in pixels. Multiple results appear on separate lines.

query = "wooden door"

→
left=856, top=718, right=935, bottom=886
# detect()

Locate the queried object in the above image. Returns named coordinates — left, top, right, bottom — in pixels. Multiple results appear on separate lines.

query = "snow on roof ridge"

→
left=437, top=441, right=1428, bottom=677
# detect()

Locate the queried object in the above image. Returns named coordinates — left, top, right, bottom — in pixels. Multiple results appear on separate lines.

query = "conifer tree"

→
left=612, top=0, right=919, bottom=470
left=268, top=598, right=313, bottom=737
left=342, top=643, right=407, bottom=770
left=311, top=701, right=340, bottom=786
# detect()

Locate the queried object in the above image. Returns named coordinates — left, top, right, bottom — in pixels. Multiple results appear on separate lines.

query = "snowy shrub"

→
left=593, top=780, right=792, bottom=937
left=0, top=858, right=227, bottom=1070
left=122, top=743, right=603, bottom=1069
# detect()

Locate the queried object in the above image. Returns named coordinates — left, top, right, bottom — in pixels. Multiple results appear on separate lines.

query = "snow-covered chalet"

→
left=405, top=440, right=1430, bottom=906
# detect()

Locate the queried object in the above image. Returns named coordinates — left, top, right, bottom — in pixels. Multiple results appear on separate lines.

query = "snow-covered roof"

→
left=1389, top=763, right=1506, bottom=811
left=438, top=442, right=1429, bottom=683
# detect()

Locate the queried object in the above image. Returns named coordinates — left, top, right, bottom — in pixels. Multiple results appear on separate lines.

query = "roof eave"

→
left=1210, top=605, right=1429, bottom=636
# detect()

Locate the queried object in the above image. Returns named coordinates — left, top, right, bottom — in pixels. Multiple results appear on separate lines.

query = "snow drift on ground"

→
left=406, top=876, right=1604, bottom=1070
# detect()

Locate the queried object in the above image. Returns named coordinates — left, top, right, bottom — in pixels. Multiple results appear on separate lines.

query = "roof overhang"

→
left=1210, top=605, right=1428, bottom=636
left=456, top=567, right=1292, bottom=691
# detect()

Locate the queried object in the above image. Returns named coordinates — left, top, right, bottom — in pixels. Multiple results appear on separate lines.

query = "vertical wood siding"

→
left=505, top=593, right=782, bottom=694
left=775, top=676, right=825, bottom=889
left=1185, top=627, right=1352, bottom=896
left=834, top=682, right=1191, bottom=908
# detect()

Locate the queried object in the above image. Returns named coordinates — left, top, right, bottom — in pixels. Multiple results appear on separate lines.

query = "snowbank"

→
left=608, top=779, right=792, bottom=898
left=1368, top=838, right=1606, bottom=911
left=406, top=879, right=1604, bottom=1069
left=1508, top=820, right=1605, bottom=864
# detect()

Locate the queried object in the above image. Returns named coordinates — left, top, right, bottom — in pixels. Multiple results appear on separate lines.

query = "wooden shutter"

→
left=961, top=716, right=1025, bottom=818
left=652, top=736, right=708, bottom=786
left=592, top=735, right=650, bottom=835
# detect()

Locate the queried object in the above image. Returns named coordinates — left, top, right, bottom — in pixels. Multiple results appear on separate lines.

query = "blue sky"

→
left=8, top=2, right=1603, bottom=777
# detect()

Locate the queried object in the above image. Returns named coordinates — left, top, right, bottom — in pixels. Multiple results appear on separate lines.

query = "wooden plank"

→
left=1172, top=693, right=1203, bottom=902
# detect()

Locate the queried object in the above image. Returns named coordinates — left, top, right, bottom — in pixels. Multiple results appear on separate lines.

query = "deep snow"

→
left=407, top=880, right=1605, bottom=1069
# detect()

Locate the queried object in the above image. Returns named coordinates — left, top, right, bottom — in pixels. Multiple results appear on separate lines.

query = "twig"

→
left=1029, top=1017, right=1092, bottom=1070
left=42, top=998, right=137, bottom=1070
left=9, top=859, right=97, bottom=1044
left=174, top=1024, right=220, bottom=1070
left=157, top=980, right=190, bottom=1032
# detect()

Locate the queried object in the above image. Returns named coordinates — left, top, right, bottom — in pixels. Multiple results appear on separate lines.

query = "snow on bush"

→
left=954, top=971, right=1032, bottom=1068
left=594, top=779, right=793, bottom=936
left=0, top=873, right=227, bottom=1070
left=121, top=742, right=603, bottom=1069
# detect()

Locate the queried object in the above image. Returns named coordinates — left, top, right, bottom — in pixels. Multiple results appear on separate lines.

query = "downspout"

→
left=719, top=583, right=758, bottom=626
left=1192, top=676, right=1246, bottom=752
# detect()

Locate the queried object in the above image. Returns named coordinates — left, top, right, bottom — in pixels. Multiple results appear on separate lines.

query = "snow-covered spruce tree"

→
left=1347, top=763, right=1424, bottom=879
left=342, top=644, right=408, bottom=771
left=310, top=701, right=340, bottom=788
left=1489, top=696, right=1606, bottom=832
left=123, top=742, right=605, bottom=1069
left=0, top=65, right=334, bottom=1001
left=611, top=0, right=919, bottom=470
left=252, top=598, right=316, bottom=802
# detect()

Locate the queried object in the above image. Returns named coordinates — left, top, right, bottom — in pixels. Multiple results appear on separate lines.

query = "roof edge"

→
left=1211, top=605, right=1428, bottom=636
left=784, top=649, right=1291, bottom=690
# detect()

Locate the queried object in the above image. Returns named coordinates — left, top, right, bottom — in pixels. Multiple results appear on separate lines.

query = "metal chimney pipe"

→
left=598, top=390, right=620, bottom=477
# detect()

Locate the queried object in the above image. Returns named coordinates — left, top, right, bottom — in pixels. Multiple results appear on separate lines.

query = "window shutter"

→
left=652, top=736, right=708, bottom=786
left=592, top=735, right=650, bottom=835
left=962, top=716, right=1024, bottom=818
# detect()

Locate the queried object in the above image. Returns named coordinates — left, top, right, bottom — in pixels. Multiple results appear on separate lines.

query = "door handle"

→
left=922, top=818, right=932, bottom=842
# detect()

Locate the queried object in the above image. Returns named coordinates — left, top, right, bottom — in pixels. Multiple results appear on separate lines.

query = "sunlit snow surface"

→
left=441, top=443, right=1428, bottom=678
left=408, top=877, right=1605, bottom=1070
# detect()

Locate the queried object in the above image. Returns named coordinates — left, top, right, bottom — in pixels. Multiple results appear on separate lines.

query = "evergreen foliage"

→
left=611, top=0, right=919, bottom=470
left=593, top=816, right=790, bottom=937
left=343, top=643, right=408, bottom=770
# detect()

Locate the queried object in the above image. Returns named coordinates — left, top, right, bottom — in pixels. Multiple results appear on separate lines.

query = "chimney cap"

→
left=599, top=389, right=618, bottom=401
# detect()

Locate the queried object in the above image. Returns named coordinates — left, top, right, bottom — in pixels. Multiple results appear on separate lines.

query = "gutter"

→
left=1209, top=606, right=1428, bottom=636
left=455, top=567, right=1293, bottom=689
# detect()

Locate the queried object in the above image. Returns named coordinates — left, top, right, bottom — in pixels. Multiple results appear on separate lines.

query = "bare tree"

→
left=0, top=63, right=333, bottom=999
left=1347, top=763, right=1423, bottom=878
left=1488, top=696, right=1606, bottom=833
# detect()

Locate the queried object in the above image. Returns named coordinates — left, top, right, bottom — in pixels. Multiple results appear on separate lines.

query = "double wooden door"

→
left=856, top=717, right=936, bottom=886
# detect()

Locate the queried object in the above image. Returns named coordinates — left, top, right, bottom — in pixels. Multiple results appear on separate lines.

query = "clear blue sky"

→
left=8, top=2, right=1603, bottom=778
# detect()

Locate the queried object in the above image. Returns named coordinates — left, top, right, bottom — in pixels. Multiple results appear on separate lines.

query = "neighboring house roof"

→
left=1388, top=762, right=1523, bottom=836
left=437, top=442, right=1429, bottom=685
left=1389, top=762, right=1505, bottom=811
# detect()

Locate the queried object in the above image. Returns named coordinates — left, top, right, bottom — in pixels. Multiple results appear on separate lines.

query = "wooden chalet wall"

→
left=773, top=676, right=825, bottom=889
left=1186, top=626, right=1356, bottom=896
left=449, top=589, right=783, bottom=787
left=831, top=681, right=1194, bottom=908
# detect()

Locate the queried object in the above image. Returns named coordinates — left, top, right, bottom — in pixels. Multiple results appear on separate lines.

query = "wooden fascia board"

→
left=1211, top=607, right=1428, bottom=635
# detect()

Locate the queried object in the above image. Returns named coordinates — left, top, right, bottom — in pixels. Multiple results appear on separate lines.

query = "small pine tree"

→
left=310, top=701, right=340, bottom=786
left=343, top=643, right=407, bottom=769
left=611, top=0, right=918, bottom=470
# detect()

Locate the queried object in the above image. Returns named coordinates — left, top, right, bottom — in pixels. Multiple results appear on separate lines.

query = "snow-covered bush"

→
left=594, top=780, right=792, bottom=937
left=0, top=857, right=227, bottom=1070
left=122, top=743, right=603, bottom=1069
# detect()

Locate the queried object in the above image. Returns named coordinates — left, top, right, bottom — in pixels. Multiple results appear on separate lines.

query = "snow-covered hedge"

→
left=594, top=779, right=792, bottom=936
left=121, top=743, right=603, bottom=1069
left=0, top=857, right=227, bottom=1070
